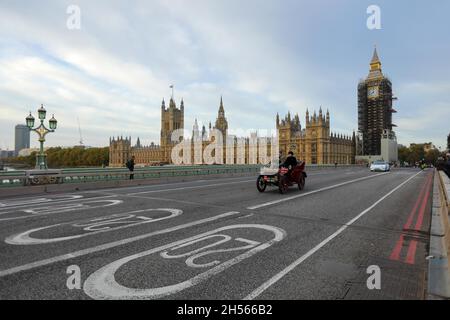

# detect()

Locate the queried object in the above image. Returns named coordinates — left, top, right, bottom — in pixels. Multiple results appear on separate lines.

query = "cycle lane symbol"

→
left=5, top=208, right=182, bottom=245
left=83, top=224, right=286, bottom=300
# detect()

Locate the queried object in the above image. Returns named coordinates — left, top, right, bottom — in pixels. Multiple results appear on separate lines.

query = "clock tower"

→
left=357, top=47, right=397, bottom=155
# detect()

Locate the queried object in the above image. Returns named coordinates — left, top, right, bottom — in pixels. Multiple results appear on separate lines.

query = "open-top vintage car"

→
left=256, top=161, right=307, bottom=194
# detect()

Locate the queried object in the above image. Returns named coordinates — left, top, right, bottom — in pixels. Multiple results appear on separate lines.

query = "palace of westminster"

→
left=110, top=48, right=396, bottom=167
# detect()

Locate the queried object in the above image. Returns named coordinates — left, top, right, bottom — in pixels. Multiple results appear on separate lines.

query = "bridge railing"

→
left=0, top=163, right=363, bottom=188
left=0, top=165, right=262, bottom=187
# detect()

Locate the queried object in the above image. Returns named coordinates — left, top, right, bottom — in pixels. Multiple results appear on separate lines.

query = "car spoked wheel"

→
left=256, top=176, right=267, bottom=193
left=279, top=176, right=288, bottom=194
left=298, top=175, right=305, bottom=190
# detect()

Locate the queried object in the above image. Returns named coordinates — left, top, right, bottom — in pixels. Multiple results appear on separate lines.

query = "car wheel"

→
left=279, top=176, right=288, bottom=194
left=298, top=175, right=305, bottom=190
left=256, top=176, right=267, bottom=193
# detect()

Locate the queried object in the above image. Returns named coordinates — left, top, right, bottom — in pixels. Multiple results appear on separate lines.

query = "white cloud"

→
left=0, top=0, right=448, bottom=151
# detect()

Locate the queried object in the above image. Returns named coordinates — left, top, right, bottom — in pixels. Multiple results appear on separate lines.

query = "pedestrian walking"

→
left=126, top=156, right=135, bottom=180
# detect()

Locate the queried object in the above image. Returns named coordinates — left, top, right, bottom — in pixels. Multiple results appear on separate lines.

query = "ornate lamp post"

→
left=26, top=104, right=57, bottom=170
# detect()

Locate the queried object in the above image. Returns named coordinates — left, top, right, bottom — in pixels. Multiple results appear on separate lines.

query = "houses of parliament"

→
left=106, top=48, right=402, bottom=167
left=109, top=97, right=355, bottom=167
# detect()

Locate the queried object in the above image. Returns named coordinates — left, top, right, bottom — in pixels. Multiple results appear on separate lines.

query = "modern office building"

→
left=15, top=124, right=30, bottom=156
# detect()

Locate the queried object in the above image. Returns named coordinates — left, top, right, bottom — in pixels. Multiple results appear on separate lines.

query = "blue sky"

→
left=0, top=0, right=449, bottom=150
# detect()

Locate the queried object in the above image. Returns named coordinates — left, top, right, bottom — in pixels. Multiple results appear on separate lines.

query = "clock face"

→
left=368, top=86, right=379, bottom=98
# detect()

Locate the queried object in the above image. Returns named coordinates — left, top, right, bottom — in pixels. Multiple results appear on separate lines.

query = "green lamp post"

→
left=26, top=104, right=58, bottom=170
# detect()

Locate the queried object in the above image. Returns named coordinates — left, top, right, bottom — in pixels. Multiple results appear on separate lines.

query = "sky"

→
left=0, top=0, right=449, bottom=150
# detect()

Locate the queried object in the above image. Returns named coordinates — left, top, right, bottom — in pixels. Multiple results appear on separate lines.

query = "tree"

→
left=425, top=148, right=441, bottom=165
left=408, top=144, right=425, bottom=165
left=398, top=146, right=409, bottom=164
left=398, top=143, right=441, bottom=166
left=7, top=147, right=110, bottom=168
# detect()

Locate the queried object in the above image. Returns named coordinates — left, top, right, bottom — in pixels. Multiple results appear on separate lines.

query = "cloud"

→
left=0, top=0, right=448, bottom=151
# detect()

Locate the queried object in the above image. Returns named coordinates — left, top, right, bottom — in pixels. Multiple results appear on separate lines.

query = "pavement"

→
left=0, top=167, right=433, bottom=300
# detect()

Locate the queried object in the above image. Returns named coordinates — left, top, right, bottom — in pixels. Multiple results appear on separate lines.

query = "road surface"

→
left=0, top=167, right=433, bottom=300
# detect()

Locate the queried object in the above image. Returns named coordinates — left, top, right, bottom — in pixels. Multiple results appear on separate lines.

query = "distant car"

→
left=370, top=160, right=390, bottom=172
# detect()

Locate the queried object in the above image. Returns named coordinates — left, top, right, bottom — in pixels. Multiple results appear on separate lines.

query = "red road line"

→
left=389, top=234, right=404, bottom=261
left=404, top=172, right=433, bottom=264
left=404, top=173, right=431, bottom=230
left=405, top=240, right=418, bottom=264
left=389, top=235, right=403, bottom=260
left=414, top=173, right=433, bottom=231
left=389, top=173, right=430, bottom=261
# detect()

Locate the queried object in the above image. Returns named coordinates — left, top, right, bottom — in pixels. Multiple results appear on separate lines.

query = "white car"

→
left=370, top=160, right=390, bottom=172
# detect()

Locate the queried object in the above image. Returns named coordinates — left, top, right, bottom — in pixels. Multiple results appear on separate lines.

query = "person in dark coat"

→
left=282, top=151, right=298, bottom=169
left=126, top=156, right=135, bottom=180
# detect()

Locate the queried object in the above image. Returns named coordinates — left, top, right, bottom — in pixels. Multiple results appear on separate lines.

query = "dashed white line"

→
left=126, top=179, right=255, bottom=195
left=82, top=176, right=256, bottom=194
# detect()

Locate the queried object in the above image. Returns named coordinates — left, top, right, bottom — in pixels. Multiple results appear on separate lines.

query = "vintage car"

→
left=256, top=161, right=307, bottom=194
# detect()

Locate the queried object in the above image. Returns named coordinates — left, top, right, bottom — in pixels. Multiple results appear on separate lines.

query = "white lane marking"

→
left=247, top=172, right=390, bottom=210
left=0, top=169, right=364, bottom=209
left=1, top=182, right=244, bottom=211
left=243, top=170, right=423, bottom=300
left=21, top=200, right=122, bottom=215
left=0, top=195, right=82, bottom=207
left=122, top=171, right=362, bottom=197
left=0, top=200, right=123, bottom=222
left=5, top=208, right=182, bottom=245
left=0, top=195, right=116, bottom=211
left=82, top=176, right=257, bottom=194
left=125, top=179, right=255, bottom=195
left=238, top=213, right=255, bottom=219
left=0, top=211, right=241, bottom=277
left=83, top=224, right=286, bottom=300
left=0, top=198, right=49, bottom=207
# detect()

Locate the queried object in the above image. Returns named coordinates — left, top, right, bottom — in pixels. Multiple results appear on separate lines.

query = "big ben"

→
left=357, top=47, right=397, bottom=155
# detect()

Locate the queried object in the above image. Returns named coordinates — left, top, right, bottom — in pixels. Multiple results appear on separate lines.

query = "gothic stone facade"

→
left=109, top=98, right=355, bottom=166
left=277, top=109, right=355, bottom=165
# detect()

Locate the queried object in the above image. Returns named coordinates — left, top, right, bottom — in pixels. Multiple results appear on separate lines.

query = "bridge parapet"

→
left=0, top=164, right=363, bottom=188
left=428, top=170, right=450, bottom=299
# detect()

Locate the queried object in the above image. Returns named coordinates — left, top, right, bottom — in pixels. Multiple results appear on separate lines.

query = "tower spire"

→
left=170, top=84, right=174, bottom=99
left=368, top=46, right=383, bottom=79
left=371, top=45, right=380, bottom=65
left=218, top=96, right=224, bottom=115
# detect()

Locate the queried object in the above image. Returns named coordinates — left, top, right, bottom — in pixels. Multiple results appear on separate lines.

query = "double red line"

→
left=389, top=172, right=433, bottom=264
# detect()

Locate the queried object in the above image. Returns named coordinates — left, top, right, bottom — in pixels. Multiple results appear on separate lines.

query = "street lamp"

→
left=26, top=104, right=57, bottom=170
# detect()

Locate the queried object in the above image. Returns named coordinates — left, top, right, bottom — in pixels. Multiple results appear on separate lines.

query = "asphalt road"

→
left=0, top=167, right=433, bottom=300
